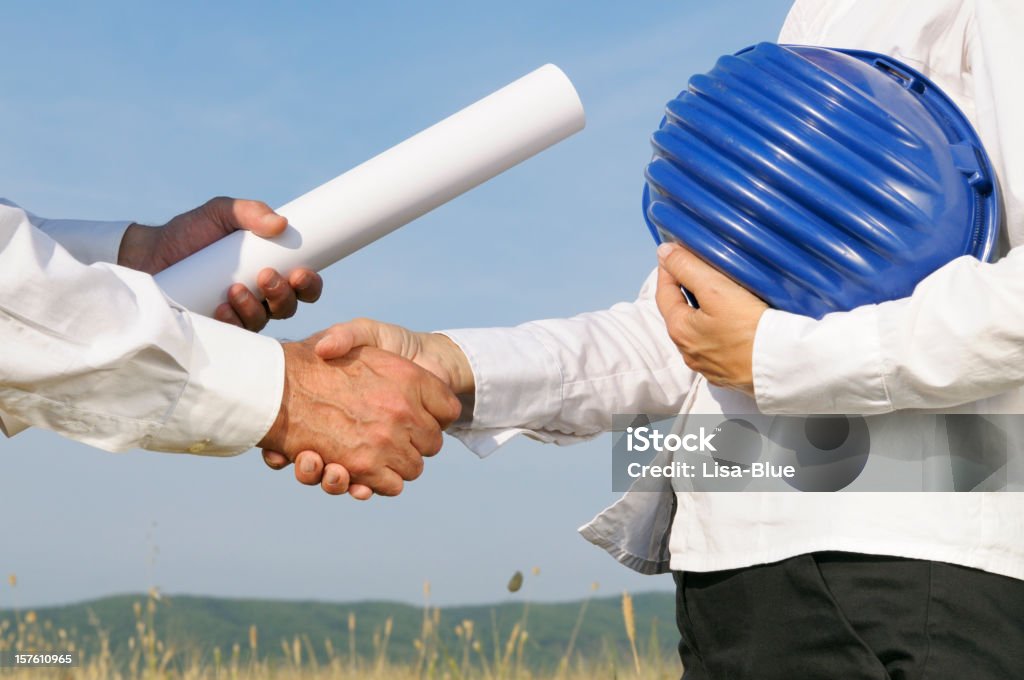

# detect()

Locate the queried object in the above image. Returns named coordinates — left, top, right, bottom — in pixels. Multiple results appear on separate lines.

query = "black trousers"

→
left=674, top=552, right=1024, bottom=680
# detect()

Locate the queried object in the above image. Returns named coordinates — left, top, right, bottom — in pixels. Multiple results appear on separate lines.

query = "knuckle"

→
left=366, top=428, right=395, bottom=452
left=668, top=326, right=687, bottom=347
left=376, top=479, right=403, bottom=497
left=444, top=396, right=462, bottom=424
left=424, top=430, right=444, bottom=457
left=345, top=454, right=374, bottom=478
left=380, top=394, right=415, bottom=422
left=206, top=195, right=231, bottom=210
left=666, top=250, right=689, bottom=274
left=390, top=357, right=418, bottom=378
left=668, top=318, right=690, bottom=341
left=405, top=456, right=425, bottom=481
left=273, top=299, right=298, bottom=319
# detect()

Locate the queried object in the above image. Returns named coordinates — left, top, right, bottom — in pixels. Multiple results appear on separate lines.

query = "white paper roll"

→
left=154, top=64, right=585, bottom=316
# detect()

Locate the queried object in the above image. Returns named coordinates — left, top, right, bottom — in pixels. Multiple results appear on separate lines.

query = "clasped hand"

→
left=262, top=320, right=473, bottom=500
left=119, top=196, right=323, bottom=331
left=257, top=335, right=462, bottom=497
left=119, top=196, right=462, bottom=501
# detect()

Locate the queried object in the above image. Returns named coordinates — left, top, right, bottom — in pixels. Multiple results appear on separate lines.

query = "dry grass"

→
left=0, top=576, right=680, bottom=680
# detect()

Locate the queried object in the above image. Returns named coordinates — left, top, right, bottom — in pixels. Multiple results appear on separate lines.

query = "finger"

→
left=258, top=269, right=298, bottom=320
left=204, top=197, right=287, bottom=238
left=228, top=283, right=270, bottom=332
left=321, top=463, right=351, bottom=496
left=294, top=450, right=325, bottom=486
left=407, top=414, right=445, bottom=458
left=289, top=269, right=323, bottom=304
left=369, top=468, right=405, bottom=497
left=262, top=450, right=291, bottom=470
left=314, top=319, right=381, bottom=359
left=214, top=302, right=245, bottom=328
left=385, top=443, right=426, bottom=482
left=656, top=242, right=734, bottom=307
left=416, top=373, right=463, bottom=430
left=655, top=264, right=697, bottom=330
left=348, top=484, right=374, bottom=501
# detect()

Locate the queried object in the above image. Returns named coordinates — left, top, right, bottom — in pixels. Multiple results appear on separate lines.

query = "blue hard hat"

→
left=643, top=42, right=1000, bottom=319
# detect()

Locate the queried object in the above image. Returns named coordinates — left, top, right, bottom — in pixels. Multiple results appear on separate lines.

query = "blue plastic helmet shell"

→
left=643, top=42, right=1000, bottom=319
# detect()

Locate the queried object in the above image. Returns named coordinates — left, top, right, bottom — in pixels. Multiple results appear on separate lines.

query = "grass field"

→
left=0, top=576, right=683, bottom=679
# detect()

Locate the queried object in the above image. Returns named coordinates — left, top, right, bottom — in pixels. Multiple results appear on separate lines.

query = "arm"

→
left=754, top=250, right=1024, bottom=414
left=0, top=200, right=460, bottom=498
left=0, top=200, right=284, bottom=453
left=12, top=200, right=132, bottom=266
left=309, top=268, right=698, bottom=451
left=755, top=0, right=1024, bottom=414
left=14, top=196, right=325, bottom=330
left=0, top=196, right=323, bottom=436
left=441, top=274, right=698, bottom=446
left=655, top=238, right=1024, bottom=415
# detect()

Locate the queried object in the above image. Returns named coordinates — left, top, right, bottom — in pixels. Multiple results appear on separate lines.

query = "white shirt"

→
left=444, top=0, right=1024, bottom=581
left=0, top=200, right=283, bottom=455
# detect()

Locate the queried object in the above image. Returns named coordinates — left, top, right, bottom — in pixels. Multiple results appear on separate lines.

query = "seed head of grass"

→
left=507, top=571, right=524, bottom=593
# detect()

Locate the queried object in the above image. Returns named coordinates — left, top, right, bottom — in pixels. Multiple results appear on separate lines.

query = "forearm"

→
left=3, top=198, right=132, bottom=265
left=755, top=250, right=1024, bottom=414
left=117, top=223, right=162, bottom=271
left=443, top=270, right=697, bottom=442
left=0, top=202, right=283, bottom=453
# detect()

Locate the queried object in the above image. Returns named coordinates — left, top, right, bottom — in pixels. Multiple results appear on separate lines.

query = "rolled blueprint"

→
left=154, top=64, right=585, bottom=316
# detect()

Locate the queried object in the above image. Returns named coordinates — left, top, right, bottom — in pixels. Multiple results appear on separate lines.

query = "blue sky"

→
left=0, top=0, right=793, bottom=608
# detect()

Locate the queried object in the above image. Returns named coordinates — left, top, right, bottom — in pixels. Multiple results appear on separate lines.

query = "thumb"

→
left=205, top=197, right=287, bottom=239
left=656, top=242, right=732, bottom=308
left=315, top=319, right=380, bottom=359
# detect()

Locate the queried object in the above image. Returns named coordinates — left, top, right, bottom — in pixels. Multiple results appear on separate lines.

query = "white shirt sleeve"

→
left=0, top=200, right=284, bottom=455
left=442, top=270, right=697, bottom=456
left=753, top=0, right=1024, bottom=414
left=3, top=199, right=134, bottom=266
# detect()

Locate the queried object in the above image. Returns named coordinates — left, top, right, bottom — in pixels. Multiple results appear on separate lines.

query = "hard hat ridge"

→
left=644, top=42, right=999, bottom=318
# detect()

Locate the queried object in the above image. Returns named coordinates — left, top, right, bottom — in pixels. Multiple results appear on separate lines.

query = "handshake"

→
left=119, top=196, right=473, bottom=499
left=258, top=321, right=474, bottom=500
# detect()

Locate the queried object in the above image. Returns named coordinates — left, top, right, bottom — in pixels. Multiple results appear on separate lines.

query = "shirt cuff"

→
left=437, top=325, right=564, bottom=431
left=143, top=314, right=285, bottom=455
left=752, top=306, right=892, bottom=415
left=34, top=218, right=132, bottom=265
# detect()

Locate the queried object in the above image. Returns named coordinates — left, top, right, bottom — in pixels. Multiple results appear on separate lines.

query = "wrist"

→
left=259, top=341, right=301, bottom=452
left=427, top=333, right=474, bottom=396
left=117, top=223, right=162, bottom=273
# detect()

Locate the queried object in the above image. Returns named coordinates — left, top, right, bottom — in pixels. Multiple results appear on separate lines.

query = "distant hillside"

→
left=0, top=591, right=677, bottom=671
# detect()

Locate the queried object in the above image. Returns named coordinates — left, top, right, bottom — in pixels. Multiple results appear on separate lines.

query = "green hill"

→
left=0, top=591, right=677, bottom=671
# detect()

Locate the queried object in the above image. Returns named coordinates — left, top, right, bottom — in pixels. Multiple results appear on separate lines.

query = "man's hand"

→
left=262, top=319, right=473, bottom=499
left=118, top=197, right=323, bottom=331
left=655, top=242, right=768, bottom=396
left=315, top=319, right=474, bottom=394
left=258, top=338, right=462, bottom=497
